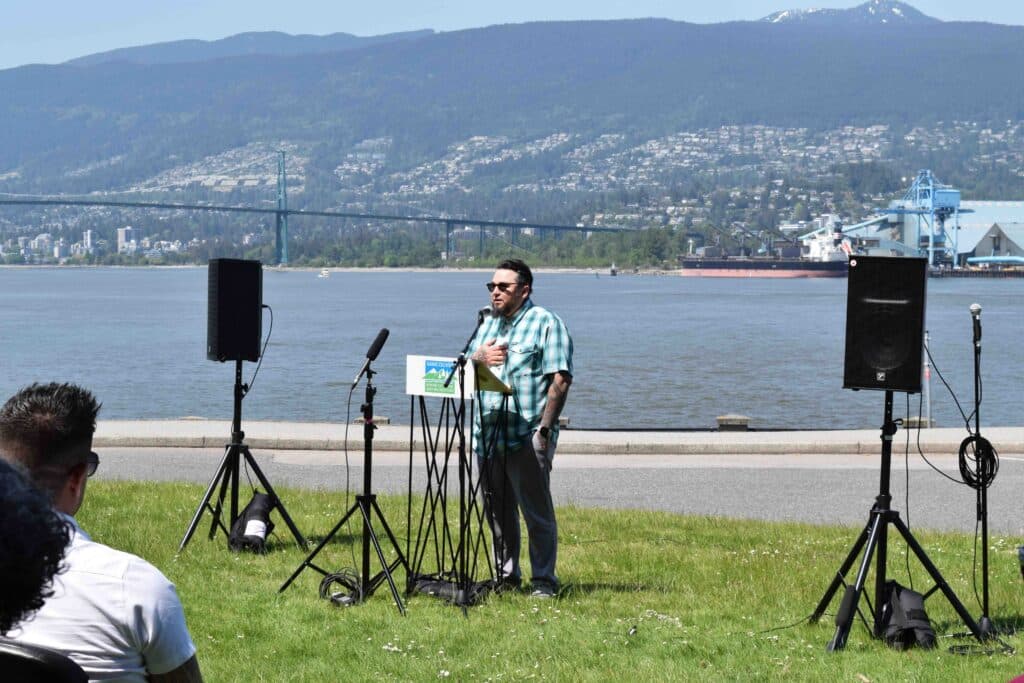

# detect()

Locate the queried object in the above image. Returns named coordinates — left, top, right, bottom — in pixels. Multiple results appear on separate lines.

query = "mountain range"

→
left=57, top=2, right=937, bottom=69
left=65, top=29, right=434, bottom=67
left=0, top=1, right=1022, bottom=200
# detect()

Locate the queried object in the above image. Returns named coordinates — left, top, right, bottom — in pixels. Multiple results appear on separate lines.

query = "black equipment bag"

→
left=881, top=581, right=936, bottom=650
left=228, top=491, right=275, bottom=553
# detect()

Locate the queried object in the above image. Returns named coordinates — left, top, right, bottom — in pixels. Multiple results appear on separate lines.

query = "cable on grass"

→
left=757, top=613, right=816, bottom=634
left=319, top=568, right=362, bottom=607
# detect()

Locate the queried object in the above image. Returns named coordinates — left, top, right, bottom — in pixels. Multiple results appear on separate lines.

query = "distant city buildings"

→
left=1, top=224, right=195, bottom=264
left=117, top=226, right=135, bottom=253
left=2, top=119, right=1023, bottom=265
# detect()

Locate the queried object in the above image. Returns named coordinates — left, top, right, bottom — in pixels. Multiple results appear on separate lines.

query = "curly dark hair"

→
left=0, top=382, right=101, bottom=499
left=0, top=459, right=70, bottom=634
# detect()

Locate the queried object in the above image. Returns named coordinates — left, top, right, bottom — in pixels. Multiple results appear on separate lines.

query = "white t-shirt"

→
left=9, top=513, right=197, bottom=682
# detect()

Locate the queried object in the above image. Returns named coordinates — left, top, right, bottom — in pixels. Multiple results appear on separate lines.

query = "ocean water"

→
left=0, top=267, right=1020, bottom=430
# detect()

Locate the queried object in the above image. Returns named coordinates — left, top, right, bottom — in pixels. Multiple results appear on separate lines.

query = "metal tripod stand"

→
left=810, top=390, right=984, bottom=650
left=179, top=360, right=306, bottom=552
left=407, top=356, right=497, bottom=608
left=279, top=365, right=408, bottom=614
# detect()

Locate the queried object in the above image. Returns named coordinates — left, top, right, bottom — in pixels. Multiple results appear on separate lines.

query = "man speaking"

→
left=469, top=259, right=573, bottom=598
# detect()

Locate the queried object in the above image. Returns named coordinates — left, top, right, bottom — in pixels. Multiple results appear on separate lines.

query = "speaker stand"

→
left=810, top=390, right=984, bottom=650
left=179, top=360, right=306, bottom=552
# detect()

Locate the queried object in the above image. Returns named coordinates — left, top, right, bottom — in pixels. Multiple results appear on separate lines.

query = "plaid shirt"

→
left=469, top=298, right=573, bottom=454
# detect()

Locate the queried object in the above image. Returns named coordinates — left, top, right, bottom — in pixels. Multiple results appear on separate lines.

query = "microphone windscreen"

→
left=365, top=328, right=390, bottom=360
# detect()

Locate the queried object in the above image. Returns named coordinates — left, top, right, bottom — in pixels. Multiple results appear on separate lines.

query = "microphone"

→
left=478, top=304, right=495, bottom=323
left=970, top=303, right=982, bottom=345
left=352, top=328, right=389, bottom=387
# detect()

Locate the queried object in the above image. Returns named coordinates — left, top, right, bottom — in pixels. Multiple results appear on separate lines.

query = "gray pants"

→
left=480, top=432, right=558, bottom=589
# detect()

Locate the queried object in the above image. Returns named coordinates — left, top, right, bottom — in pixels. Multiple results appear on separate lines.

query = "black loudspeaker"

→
left=207, top=259, right=263, bottom=362
left=843, top=256, right=927, bottom=393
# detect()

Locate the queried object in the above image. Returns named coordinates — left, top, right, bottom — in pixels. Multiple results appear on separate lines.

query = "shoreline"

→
left=0, top=263, right=650, bottom=275
left=92, top=419, right=1024, bottom=456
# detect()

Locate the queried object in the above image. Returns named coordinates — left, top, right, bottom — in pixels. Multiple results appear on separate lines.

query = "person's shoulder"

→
left=524, top=300, right=553, bottom=318
left=525, top=303, right=568, bottom=327
left=71, top=535, right=172, bottom=587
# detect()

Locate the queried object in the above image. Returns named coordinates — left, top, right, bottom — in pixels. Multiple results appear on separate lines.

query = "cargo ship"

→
left=678, top=227, right=850, bottom=278
left=677, top=256, right=848, bottom=278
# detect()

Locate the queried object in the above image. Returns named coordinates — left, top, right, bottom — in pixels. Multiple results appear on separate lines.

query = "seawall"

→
left=94, top=420, right=1024, bottom=456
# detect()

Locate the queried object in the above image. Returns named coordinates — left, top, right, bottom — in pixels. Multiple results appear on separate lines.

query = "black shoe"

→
left=529, top=582, right=557, bottom=599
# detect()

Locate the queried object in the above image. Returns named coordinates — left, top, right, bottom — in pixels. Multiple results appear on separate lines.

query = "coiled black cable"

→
left=922, top=343, right=999, bottom=491
left=319, top=568, right=362, bottom=606
left=957, top=434, right=998, bottom=490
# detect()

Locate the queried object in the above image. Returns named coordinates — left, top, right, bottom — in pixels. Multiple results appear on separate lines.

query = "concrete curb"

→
left=92, top=420, right=1024, bottom=457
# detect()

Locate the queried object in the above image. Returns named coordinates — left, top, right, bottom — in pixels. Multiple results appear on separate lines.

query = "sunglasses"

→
left=86, top=451, right=99, bottom=478
left=486, top=281, right=518, bottom=293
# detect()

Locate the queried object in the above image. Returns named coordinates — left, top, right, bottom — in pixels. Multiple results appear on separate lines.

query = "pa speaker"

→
left=207, top=258, right=263, bottom=362
left=843, top=256, right=927, bottom=393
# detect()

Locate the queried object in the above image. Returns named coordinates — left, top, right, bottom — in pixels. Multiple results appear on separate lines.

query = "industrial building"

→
left=826, top=171, right=1024, bottom=268
left=953, top=202, right=1024, bottom=263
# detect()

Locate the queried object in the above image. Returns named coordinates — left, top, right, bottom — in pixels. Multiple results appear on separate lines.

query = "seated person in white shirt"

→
left=0, top=382, right=203, bottom=683
left=0, top=457, right=70, bottom=635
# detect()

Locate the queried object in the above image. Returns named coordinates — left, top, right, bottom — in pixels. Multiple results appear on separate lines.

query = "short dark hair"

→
left=0, top=458, right=70, bottom=634
left=0, top=383, right=101, bottom=497
left=496, top=258, right=533, bottom=289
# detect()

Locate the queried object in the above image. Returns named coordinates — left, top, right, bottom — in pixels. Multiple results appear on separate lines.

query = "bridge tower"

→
left=275, top=151, right=289, bottom=265
left=443, top=220, right=454, bottom=262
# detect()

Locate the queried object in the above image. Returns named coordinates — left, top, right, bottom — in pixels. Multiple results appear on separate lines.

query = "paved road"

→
left=96, top=445, right=1024, bottom=536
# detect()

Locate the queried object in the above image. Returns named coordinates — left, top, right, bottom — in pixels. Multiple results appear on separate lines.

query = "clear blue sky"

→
left=3, top=1, right=1022, bottom=70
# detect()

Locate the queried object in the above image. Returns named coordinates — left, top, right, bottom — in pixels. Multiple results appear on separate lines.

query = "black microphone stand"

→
left=280, top=362, right=408, bottom=614
left=971, top=310, right=995, bottom=638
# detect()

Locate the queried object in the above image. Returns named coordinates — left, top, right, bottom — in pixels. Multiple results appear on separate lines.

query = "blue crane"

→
left=882, top=170, right=971, bottom=267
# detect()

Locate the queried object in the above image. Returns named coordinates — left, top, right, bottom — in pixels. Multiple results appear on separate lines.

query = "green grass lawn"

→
left=79, top=481, right=1024, bottom=681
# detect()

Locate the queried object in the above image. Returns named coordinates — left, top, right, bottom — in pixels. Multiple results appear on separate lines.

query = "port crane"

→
left=882, top=170, right=970, bottom=267
left=800, top=170, right=971, bottom=267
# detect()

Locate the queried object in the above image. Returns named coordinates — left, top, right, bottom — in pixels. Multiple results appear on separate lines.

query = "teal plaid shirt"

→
left=469, top=298, right=573, bottom=455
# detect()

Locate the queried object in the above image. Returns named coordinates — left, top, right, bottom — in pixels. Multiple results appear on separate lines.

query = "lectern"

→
left=405, top=354, right=510, bottom=607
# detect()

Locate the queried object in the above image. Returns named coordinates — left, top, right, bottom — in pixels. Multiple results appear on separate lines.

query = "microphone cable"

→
left=924, top=332, right=1000, bottom=490
left=957, top=361, right=998, bottom=491
left=916, top=343, right=975, bottom=486
left=315, top=379, right=363, bottom=606
left=244, top=304, right=274, bottom=396
left=341, top=380, right=360, bottom=577
left=902, top=392, right=916, bottom=589
left=300, top=372, right=364, bottom=606
left=238, top=304, right=274, bottom=506
left=923, top=338, right=1003, bottom=628
left=319, top=568, right=362, bottom=607
left=957, top=434, right=999, bottom=491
